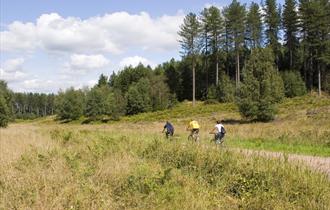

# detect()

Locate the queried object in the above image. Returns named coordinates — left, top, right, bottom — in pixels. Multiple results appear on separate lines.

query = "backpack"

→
left=221, top=126, right=226, bottom=134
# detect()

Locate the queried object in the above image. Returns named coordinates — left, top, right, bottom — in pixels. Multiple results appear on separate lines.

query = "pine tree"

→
left=281, top=71, right=307, bottom=97
left=299, top=0, right=330, bottom=94
left=246, top=2, right=262, bottom=48
left=97, top=74, right=108, bottom=87
left=283, top=0, right=299, bottom=69
left=263, top=0, right=281, bottom=67
left=317, top=0, right=330, bottom=95
left=224, top=0, right=246, bottom=87
left=237, top=48, right=284, bottom=121
left=201, top=6, right=224, bottom=85
left=178, top=13, right=202, bottom=105
left=200, top=8, right=211, bottom=91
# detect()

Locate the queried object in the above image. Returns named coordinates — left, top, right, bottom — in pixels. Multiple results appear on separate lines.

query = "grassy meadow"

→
left=1, top=94, right=330, bottom=209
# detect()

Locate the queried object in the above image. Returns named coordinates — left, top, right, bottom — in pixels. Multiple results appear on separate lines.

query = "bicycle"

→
left=188, top=129, right=200, bottom=142
left=210, top=132, right=225, bottom=146
left=163, top=130, right=174, bottom=139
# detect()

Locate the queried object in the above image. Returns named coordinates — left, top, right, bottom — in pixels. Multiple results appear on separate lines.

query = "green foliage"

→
left=85, top=86, right=111, bottom=120
left=149, top=75, right=173, bottom=111
left=246, top=2, right=262, bottom=48
left=0, top=80, right=12, bottom=127
left=0, top=80, right=13, bottom=117
left=163, top=59, right=182, bottom=96
left=126, top=78, right=152, bottom=115
left=282, top=0, right=299, bottom=68
left=178, top=12, right=201, bottom=56
left=216, top=73, right=236, bottom=102
left=207, top=74, right=235, bottom=103
left=207, top=85, right=217, bottom=100
left=122, top=101, right=237, bottom=122
left=0, top=95, right=10, bottom=127
left=281, top=71, right=307, bottom=97
left=97, top=74, right=108, bottom=87
left=224, top=0, right=246, bottom=51
left=263, top=0, right=281, bottom=53
left=55, top=88, right=85, bottom=121
left=110, top=64, right=152, bottom=93
left=237, top=48, right=284, bottom=121
left=200, top=6, right=223, bottom=54
left=106, top=89, right=127, bottom=120
left=12, top=92, right=56, bottom=119
left=84, top=86, right=127, bottom=121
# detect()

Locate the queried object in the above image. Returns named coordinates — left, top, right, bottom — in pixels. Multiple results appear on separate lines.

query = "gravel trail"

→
left=234, top=148, right=330, bottom=179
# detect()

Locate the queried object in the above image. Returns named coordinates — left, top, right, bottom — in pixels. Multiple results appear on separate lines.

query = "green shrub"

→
left=281, top=71, right=307, bottom=97
left=217, top=73, right=236, bottom=103
left=207, top=74, right=235, bottom=103
left=207, top=85, right=217, bottom=100
left=237, top=48, right=284, bottom=121
left=0, top=95, right=10, bottom=127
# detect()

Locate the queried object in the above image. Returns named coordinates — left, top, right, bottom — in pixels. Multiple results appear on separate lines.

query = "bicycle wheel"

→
left=195, top=134, right=200, bottom=142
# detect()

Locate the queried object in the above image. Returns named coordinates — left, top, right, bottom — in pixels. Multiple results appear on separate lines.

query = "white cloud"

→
left=2, top=58, right=25, bottom=72
left=119, top=56, right=155, bottom=68
left=68, top=54, right=109, bottom=70
left=0, top=68, right=27, bottom=82
left=1, top=12, right=184, bottom=54
left=0, top=22, right=37, bottom=52
left=17, top=79, right=93, bottom=93
left=63, top=53, right=110, bottom=74
left=0, top=58, right=27, bottom=82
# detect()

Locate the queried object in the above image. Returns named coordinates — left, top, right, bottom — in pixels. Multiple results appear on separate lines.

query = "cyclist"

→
left=162, top=121, right=174, bottom=138
left=187, top=119, right=200, bottom=141
left=209, top=120, right=226, bottom=145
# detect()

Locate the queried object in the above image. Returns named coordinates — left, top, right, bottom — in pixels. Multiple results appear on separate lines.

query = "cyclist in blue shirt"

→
left=162, top=121, right=174, bottom=138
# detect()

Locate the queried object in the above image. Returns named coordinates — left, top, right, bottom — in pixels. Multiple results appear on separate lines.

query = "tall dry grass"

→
left=1, top=126, right=329, bottom=209
left=0, top=124, right=57, bottom=166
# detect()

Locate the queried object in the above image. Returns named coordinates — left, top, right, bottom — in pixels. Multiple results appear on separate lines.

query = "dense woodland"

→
left=0, top=0, right=329, bottom=127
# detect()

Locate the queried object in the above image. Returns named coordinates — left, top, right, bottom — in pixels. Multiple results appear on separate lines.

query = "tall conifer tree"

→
left=246, top=2, right=262, bottom=49
left=224, top=0, right=246, bottom=87
left=178, top=13, right=201, bottom=105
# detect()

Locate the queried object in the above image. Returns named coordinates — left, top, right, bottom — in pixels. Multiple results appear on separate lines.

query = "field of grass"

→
left=1, top=123, right=330, bottom=209
left=1, top=94, right=330, bottom=209
left=120, top=94, right=330, bottom=156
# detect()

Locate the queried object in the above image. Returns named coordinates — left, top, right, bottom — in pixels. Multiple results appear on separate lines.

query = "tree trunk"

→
left=318, top=64, right=321, bottom=96
left=205, top=36, right=208, bottom=95
left=236, top=50, right=240, bottom=87
left=290, top=49, right=293, bottom=69
left=309, top=53, right=313, bottom=90
left=192, top=58, right=196, bottom=106
left=216, top=53, right=219, bottom=86
left=205, top=55, right=208, bottom=96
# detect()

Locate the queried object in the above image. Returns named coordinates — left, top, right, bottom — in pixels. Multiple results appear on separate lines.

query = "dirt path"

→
left=233, top=148, right=330, bottom=179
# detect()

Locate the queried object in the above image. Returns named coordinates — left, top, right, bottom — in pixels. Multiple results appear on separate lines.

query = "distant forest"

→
left=0, top=0, right=329, bottom=127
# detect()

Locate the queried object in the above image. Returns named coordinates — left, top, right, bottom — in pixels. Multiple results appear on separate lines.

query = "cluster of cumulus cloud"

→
left=0, top=12, right=184, bottom=92
left=1, top=12, right=183, bottom=54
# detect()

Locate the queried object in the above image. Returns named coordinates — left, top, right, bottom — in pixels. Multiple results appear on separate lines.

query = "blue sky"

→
left=0, top=0, right=284, bottom=93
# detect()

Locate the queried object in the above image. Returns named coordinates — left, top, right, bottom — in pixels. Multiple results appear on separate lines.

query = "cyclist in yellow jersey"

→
left=187, top=120, right=200, bottom=137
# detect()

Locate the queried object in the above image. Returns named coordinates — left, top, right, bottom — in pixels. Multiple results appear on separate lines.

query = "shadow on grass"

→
left=221, top=118, right=254, bottom=125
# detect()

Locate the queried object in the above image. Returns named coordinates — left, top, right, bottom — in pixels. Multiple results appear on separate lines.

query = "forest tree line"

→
left=177, top=0, right=329, bottom=101
left=0, top=0, right=329, bottom=127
